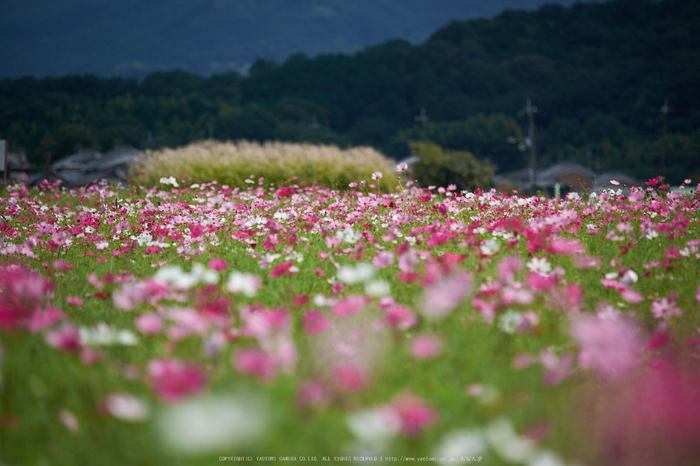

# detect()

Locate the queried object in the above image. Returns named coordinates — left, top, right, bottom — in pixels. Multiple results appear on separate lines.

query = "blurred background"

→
left=1, top=0, right=699, bottom=187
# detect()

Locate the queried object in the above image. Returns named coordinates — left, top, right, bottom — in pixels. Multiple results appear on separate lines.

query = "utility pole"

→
left=517, top=98, right=538, bottom=190
left=309, top=115, right=320, bottom=130
left=414, top=107, right=429, bottom=140
left=660, top=97, right=671, bottom=180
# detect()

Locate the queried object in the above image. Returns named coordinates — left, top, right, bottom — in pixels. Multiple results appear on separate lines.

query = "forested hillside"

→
left=2, top=0, right=699, bottom=183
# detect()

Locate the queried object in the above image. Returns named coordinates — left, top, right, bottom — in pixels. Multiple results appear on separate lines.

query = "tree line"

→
left=1, top=0, right=699, bottom=183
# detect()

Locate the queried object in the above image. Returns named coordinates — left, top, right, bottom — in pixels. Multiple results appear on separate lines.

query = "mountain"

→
left=0, top=0, right=596, bottom=79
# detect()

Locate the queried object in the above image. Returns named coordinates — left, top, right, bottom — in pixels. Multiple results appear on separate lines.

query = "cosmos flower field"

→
left=1, top=173, right=700, bottom=466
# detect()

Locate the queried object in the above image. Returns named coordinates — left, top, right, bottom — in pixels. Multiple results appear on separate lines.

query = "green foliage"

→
left=39, top=124, right=100, bottom=159
left=410, top=141, right=495, bottom=191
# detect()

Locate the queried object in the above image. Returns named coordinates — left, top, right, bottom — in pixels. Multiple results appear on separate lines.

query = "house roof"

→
left=27, top=146, right=142, bottom=187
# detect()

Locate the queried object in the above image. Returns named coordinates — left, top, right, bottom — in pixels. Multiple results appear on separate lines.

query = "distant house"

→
left=593, top=172, right=641, bottom=192
left=1, top=149, right=33, bottom=181
left=27, top=146, right=142, bottom=187
left=495, top=162, right=619, bottom=195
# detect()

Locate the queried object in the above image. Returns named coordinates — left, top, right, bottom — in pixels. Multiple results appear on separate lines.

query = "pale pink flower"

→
left=147, top=358, right=207, bottom=403
left=512, top=353, right=537, bottom=369
left=296, top=380, right=331, bottom=409
left=547, top=238, right=585, bottom=255
left=570, top=314, right=642, bottom=378
left=332, top=362, right=369, bottom=392
left=497, top=257, right=523, bottom=284
left=302, top=310, right=332, bottom=335
left=620, top=289, right=644, bottom=304
left=420, top=272, right=472, bottom=320
left=396, top=162, right=408, bottom=172
left=373, top=251, right=394, bottom=269
left=539, top=349, right=573, bottom=385
left=232, top=348, right=278, bottom=382
left=59, top=409, right=79, bottom=433
left=383, top=305, right=418, bottom=330
left=371, top=171, right=383, bottom=180
left=398, top=248, right=420, bottom=273
left=136, top=313, right=163, bottom=334
left=610, top=179, right=620, bottom=186
left=386, top=392, right=438, bottom=437
left=332, top=295, right=368, bottom=317
left=651, top=297, right=683, bottom=321
left=29, top=306, right=66, bottom=332
left=101, top=393, right=149, bottom=421
left=526, top=271, right=557, bottom=290
left=112, top=281, right=149, bottom=311
left=52, top=259, right=74, bottom=271
left=66, top=296, right=83, bottom=306
left=409, top=333, right=443, bottom=359
left=571, top=255, right=604, bottom=269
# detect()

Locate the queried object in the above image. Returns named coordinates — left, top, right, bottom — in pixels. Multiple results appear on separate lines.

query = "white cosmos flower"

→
left=365, top=279, right=390, bottom=297
left=434, top=429, right=486, bottom=460
left=337, top=263, right=375, bottom=285
left=226, top=272, right=261, bottom=297
left=159, top=176, right=179, bottom=187
left=103, top=393, right=149, bottom=422
left=526, top=257, right=552, bottom=275
left=480, top=239, right=500, bottom=256
left=157, top=394, right=269, bottom=454
left=498, top=310, right=523, bottom=334
left=80, top=323, right=138, bottom=346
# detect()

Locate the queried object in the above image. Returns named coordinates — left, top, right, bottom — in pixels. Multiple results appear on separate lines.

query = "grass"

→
left=130, top=140, right=399, bottom=191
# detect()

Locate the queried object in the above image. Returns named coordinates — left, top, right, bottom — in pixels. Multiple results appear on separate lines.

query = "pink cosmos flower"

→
left=398, top=248, right=420, bottom=274
left=112, top=281, right=149, bottom=311
left=382, top=305, right=418, bottom=330
left=0, top=265, right=50, bottom=331
left=270, top=261, right=298, bottom=277
left=373, top=251, right=394, bottom=269
left=651, top=296, right=683, bottom=321
left=540, top=349, right=573, bottom=385
left=45, top=323, right=82, bottom=353
left=332, top=362, right=370, bottom=392
left=232, top=348, right=278, bottom=382
left=409, top=333, right=443, bottom=359
left=66, top=296, right=83, bottom=306
left=136, top=313, right=163, bottom=334
left=386, top=392, right=438, bottom=437
left=497, top=257, right=523, bottom=284
left=296, top=380, right=331, bottom=409
left=583, top=359, right=700, bottom=465
left=332, top=295, right=368, bottom=316
left=52, top=259, right=74, bottom=271
left=526, top=271, right=558, bottom=290
left=147, top=358, right=207, bottom=403
left=302, top=310, right=332, bottom=335
left=396, top=162, right=408, bottom=172
left=570, top=314, right=642, bottom=379
left=29, top=306, right=66, bottom=332
left=208, top=258, right=228, bottom=271
left=420, top=272, right=472, bottom=320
